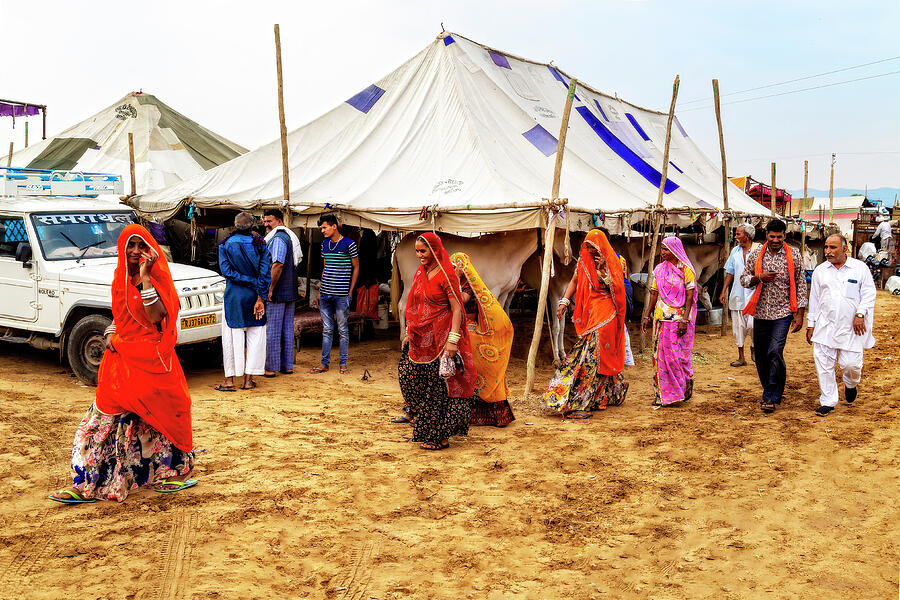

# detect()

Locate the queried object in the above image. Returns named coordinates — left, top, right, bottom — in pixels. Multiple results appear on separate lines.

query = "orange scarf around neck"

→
left=742, top=242, right=797, bottom=317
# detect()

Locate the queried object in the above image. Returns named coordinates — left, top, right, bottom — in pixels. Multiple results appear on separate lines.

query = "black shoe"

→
left=845, top=386, right=858, bottom=404
left=815, top=405, right=834, bottom=416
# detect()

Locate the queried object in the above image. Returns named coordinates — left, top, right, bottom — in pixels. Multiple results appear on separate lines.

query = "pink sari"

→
left=651, top=237, right=697, bottom=405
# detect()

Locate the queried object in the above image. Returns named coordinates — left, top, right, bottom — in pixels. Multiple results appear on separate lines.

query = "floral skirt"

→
left=544, top=331, right=628, bottom=413
left=71, top=403, right=195, bottom=502
left=398, top=349, right=472, bottom=444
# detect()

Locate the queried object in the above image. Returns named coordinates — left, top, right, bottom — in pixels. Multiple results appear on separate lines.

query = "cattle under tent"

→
left=128, top=31, right=772, bottom=390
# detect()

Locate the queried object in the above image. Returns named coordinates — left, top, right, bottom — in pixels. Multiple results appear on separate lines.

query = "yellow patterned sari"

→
left=450, top=253, right=515, bottom=426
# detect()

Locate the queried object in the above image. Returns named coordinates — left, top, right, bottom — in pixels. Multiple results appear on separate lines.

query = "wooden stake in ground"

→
left=712, top=79, right=731, bottom=337
left=640, top=74, right=680, bottom=352
left=771, top=162, right=777, bottom=217
left=274, top=24, right=292, bottom=227
left=524, top=77, right=577, bottom=395
left=128, top=132, right=136, bottom=196
left=829, top=153, right=836, bottom=225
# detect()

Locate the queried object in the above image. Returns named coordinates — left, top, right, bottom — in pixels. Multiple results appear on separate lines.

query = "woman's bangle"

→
left=558, top=297, right=571, bottom=307
left=104, top=324, right=116, bottom=336
left=141, top=289, right=159, bottom=306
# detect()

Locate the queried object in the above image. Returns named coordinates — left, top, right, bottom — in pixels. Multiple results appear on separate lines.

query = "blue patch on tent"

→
left=674, top=116, right=688, bottom=137
left=443, top=35, right=455, bottom=45
left=346, top=84, right=386, bottom=114
left=625, top=113, right=651, bottom=141
left=575, top=106, right=678, bottom=194
left=489, top=51, right=511, bottom=69
left=547, top=66, right=580, bottom=101
left=697, top=200, right=714, bottom=209
left=669, top=161, right=683, bottom=173
left=594, top=100, right=609, bottom=122
left=523, top=124, right=558, bottom=157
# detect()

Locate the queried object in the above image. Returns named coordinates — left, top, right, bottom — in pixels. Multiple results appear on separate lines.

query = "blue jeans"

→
left=752, top=314, right=793, bottom=403
left=320, top=293, right=351, bottom=367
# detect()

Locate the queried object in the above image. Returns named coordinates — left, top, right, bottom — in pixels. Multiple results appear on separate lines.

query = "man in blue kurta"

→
left=217, top=212, right=271, bottom=391
left=262, top=208, right=301, bottom=376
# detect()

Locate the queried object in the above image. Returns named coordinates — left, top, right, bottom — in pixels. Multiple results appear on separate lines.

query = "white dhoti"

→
left=730, top=310, right=754, bottom=348
left=813, top=342, right=862, bottom=407
left=222, top=324, right=267, bottom=378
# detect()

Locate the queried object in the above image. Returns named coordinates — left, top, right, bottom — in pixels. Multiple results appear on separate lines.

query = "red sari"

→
left=95, top=224, right=193, bottom=452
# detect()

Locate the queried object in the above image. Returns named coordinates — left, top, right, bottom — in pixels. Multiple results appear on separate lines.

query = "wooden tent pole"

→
left=524, top=78, right=577, bottom=395
left=42, top=106, right=46, bottom=139
left=128, top=132, right=136, bottom=196
left=829, top=153, right=835, bottom=225
left=24, top=121, right=28, bottom=149
left=771, top=162, right=777, bottom=217
left=6, top=142, right=12, bottom=168
left=801, top=160, right=808, bottom=265
left=640, top=74, right=680, bottom=352
left=712, top=79, right=730, bottom=338
left=274, top=24, right=292, bottom=227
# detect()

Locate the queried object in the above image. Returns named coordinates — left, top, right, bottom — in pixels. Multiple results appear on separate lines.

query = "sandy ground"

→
left=1, top=293, right=898, bottom=600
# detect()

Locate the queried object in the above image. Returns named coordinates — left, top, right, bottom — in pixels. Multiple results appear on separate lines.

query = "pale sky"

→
left=2, top=0, right=898, bottom=193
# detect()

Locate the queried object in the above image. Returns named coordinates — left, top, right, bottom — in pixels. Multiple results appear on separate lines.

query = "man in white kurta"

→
left=720, top=224, right=756, bottom=366
left=806, top=234, right=876, bottom=416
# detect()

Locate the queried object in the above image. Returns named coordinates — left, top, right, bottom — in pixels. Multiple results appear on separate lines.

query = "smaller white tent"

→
left=10, top=92, right=247, bottom=195
left=132, top=33, right=768, bottom=232
left=799, top=196, right=869, bottom=236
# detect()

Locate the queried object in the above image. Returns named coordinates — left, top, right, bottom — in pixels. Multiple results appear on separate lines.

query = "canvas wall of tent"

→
left=9, top=92, right=247, bottom=195
left=131, top=32, right=769, bottom=233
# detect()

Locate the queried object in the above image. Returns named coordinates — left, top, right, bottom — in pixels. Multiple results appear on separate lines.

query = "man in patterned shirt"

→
left=740, top=219, right=808, bottom=413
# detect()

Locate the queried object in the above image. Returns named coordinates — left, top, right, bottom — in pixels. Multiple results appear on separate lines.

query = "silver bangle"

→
left=558, top=297, right=571, bottom=307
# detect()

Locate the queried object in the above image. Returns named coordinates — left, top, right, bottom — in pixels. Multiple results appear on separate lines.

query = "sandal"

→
left=340, top=366, right=350, bottom=375
left=263, top=373, right=277, bottom=378
left=48, top=490, right=95, bottom=504
left=563, top=410, right=593, bottom=420
left=214, top=384, right=237, bottom=392
left=761, top=400, right=776, bottom=413
left=280, top=369, right=294, bottom=375
left=420, top=441, right=449, bottom=451
left=391, top=416, right=411, bottom=423
left=241, top=381, right=257, bottom=390
left=153, top=479, right=198, bottom=493
left=309, top=365, right=328, bottom=374
left=730, top=360, right=747, bottom=367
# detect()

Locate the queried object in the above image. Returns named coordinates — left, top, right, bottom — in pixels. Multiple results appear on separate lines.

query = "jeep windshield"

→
left=30, top=211, right=137, bottom=260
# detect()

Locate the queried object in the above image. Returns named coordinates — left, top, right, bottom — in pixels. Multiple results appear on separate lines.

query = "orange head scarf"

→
left=571, top=229, right=626, bottom=375
left=95, top=224, right=193, bottom=451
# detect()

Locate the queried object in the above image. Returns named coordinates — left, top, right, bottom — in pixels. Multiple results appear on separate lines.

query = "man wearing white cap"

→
left=720, top=224, right=757, bottom=366
left=806, top=234, right=876, bottom=416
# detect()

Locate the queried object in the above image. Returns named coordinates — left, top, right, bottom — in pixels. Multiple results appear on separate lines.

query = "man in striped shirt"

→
left=310, top=214, right=359, bottom=374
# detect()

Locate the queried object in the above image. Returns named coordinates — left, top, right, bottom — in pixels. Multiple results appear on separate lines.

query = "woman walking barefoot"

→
left=397, top=234, right=476, bottom=450
left=49, top=225, right=196, bottom=503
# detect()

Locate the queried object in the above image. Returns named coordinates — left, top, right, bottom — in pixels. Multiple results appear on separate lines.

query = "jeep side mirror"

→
left=15, top=242, right=32, bottom=267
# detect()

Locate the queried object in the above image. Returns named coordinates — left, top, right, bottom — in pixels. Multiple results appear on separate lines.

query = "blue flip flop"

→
left=48, top=490, right=96, bottom=504
left=153, top=479, right=198, bottom=493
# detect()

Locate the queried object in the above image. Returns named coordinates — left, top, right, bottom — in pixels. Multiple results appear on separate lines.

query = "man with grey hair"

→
left=720, top=223, right=757, bottom=366
left=216, top=212, right=271, bottom=391
left=806, top=233, right=876, bottom=416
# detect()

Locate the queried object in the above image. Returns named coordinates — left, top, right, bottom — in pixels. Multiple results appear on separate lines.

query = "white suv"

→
left=0, top=193, right=224, bottom=384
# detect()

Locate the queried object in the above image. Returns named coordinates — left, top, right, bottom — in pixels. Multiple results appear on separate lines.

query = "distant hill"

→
left=787, top=187, right=899, bottom=206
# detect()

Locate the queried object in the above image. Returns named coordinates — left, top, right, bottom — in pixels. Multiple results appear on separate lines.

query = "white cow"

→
left=393, top=230, right=538, bottom=337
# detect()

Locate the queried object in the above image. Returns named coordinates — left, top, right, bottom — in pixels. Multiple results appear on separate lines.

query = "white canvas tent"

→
left=799, top=196, right=870, bottom=236
left=10, top=92, right=247, bottom=195
left=131, top=32, right=769, bottom=232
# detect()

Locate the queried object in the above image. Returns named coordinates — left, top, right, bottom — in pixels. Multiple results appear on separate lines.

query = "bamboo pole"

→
left=712, top=79, right=730, bottom=337
left=770, top=162, right=777, bottom=217
left=24, top=121, right=28, bottom=149
left=128, top=132, right=136, bottom=196
left=6, top=142, right=12, bottom=168
left=640, top=75, right=680, bottom=352
left=829, top=153, right=835, bottom=224
left=524, top=77, right=577, bottom=395
left=801, top=160, right=808, bottom=263
left=274, top=24, right=292, bottom=228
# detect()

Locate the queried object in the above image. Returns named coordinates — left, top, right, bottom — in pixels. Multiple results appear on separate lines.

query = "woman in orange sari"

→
left=543, top=229, right=629, bottom=418
left=451, top=252, right=515, bottom=427
left=397, top=233, right=477, bottom=450
left=49, top=225, right=196, bottom=503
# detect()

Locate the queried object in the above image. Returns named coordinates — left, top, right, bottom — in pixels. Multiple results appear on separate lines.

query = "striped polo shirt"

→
left=320, top=236, right=358, bottom=296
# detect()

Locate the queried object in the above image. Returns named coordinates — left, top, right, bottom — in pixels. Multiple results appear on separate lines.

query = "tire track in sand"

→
left=335, top=540, right=377, bottom=600
left=154, top=508, right=198, bottom=600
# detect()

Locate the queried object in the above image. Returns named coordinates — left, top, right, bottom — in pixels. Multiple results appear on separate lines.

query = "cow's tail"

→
left=390, top=249, right=401, bottom=320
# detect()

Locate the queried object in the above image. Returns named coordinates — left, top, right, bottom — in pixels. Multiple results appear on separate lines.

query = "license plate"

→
left=181, top=314, right=217, bottom=329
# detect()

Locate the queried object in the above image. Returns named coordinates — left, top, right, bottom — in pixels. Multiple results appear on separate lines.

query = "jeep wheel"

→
left=67, top=314, right=112, bottom=386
